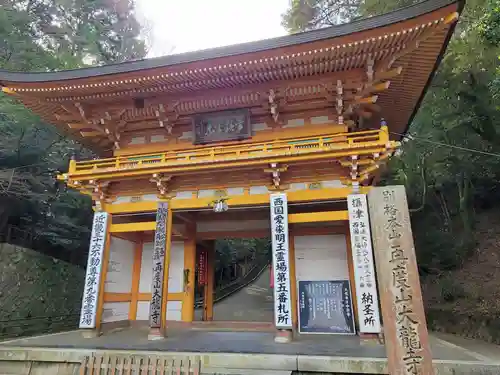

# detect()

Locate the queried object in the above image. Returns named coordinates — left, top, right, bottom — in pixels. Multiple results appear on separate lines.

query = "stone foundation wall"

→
left=0, top=243, right=84, bottom=339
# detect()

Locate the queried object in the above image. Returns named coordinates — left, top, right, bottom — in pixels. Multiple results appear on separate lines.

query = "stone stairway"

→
left=78, top=353, right=293, bottom=375
left=195, top=266, right=274, bottom=323
left=79, top=354, right=201, bottom=374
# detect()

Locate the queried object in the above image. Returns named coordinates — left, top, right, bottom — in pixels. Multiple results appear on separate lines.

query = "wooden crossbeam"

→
left=288, top=211, right=349, bottom=223
left=80, top=131, right=101, bottom=137
left=67, top=123, right=87, bottom=129
left=109, top=222, right=156, bottom=233
left=374, top=66, right=403, bottom=82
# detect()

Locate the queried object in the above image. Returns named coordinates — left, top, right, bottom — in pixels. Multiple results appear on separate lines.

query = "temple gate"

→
left=0, top=0, right=463, bottom=372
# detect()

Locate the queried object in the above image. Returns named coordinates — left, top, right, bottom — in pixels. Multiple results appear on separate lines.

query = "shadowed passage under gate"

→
left=196, top=267, right=274, bottom=322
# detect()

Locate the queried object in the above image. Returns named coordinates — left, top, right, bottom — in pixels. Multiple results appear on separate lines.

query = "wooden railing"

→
left=68, top=127, right=390, bottom=176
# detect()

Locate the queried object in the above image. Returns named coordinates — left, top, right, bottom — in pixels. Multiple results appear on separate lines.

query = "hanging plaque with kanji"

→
left=270, top=193, right=292, bottom=329
left=198, top=249, right=208, bottom=286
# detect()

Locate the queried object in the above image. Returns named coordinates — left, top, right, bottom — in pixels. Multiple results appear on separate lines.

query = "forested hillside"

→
left=0, top=0, right=147, bottom=262
left=284, top=0, right=500, bottom=341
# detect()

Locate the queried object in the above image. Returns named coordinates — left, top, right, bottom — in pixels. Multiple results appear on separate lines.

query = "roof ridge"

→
left=0, top=0, right=463, bottom=83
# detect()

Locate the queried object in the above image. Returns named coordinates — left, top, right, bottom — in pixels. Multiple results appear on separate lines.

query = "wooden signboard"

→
left=298, top=280, right=355, bottom=335
left=149, top=202, right=168, bottom=329
left=198, top=249, right=208, bottom=286
left=347, top=193, right=381, bottom=333
left=192, top=109, right=251, bottom=144
left=368, top=186, right=435, bottom=375
left=79, top=212, right=109, bottom=329
left=270, top=193, right=293, bottom=329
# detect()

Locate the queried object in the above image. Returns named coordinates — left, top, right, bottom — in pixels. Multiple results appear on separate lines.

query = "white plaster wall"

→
left=197, top=219, right=269, bottom=233
left=137, top=301, right=150, bottom=321
left=139, top=241, right=185, bottom=294
left=294, top=235, right=349, bottom=281
left=102, top=302, right=130, bottom=323
left=310, top=115, right=330, bottom=124
left=249, top=186, right=268, bottom=195
left=105, top=237, right=134, bottom=293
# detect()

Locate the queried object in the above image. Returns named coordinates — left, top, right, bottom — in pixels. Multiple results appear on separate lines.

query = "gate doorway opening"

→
left=195, top=236, right=272, bottom=324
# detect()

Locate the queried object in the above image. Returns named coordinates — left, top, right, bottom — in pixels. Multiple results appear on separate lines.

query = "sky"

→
left=136, top=0, right=290, bottom=58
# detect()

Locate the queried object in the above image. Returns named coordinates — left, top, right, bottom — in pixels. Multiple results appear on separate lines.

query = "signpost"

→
left=368, top=186, right=435, bottom=375
left=270, top=193, right=292, bottom=329
left=149, top=202, right=168, bottom=329
left=79, top=212, right=109, bottom=329
left=298, top=280, right=355, bottom=335
left=347, top=193, right=381, bottom=333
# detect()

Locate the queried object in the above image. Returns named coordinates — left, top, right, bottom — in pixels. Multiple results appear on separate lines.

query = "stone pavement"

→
left=1, top=327, right=500, bottom=374
left=2, top=268, right=500, bottom=374
left=195, top=266, right=274, bottom=322
left=0, top=327, right=492, bottom=360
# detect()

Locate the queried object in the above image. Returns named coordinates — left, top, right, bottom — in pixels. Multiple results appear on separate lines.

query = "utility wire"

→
left=0, top=161, right=59, bottom=172
left=388, top=130, right=500, bottom=159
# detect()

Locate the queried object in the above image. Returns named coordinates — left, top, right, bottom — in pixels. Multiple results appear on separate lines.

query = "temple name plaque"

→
left=368, top=186, right=435, bottom=375
left=193, top=109, right=251, bottom=144
left=298, top=280, right=356, bottom=335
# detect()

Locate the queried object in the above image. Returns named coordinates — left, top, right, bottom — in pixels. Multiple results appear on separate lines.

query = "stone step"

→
left=79, top=354, right=201, bottom=374
left=79, top=354, right=294, bottom=375
left=203, top=369, right=292, bottom=375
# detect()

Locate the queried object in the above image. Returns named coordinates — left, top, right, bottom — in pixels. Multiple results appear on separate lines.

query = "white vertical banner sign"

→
left=347, top=194, right=381, bottom=333
left=79, top=212, right=109, bottom=329
left=270, top=193, right=292, bottom=329
left=149, top=202, right=168, bottom=328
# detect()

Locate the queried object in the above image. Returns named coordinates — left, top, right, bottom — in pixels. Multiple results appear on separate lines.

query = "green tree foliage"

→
left=214, top=238, right=270, bottom=284
left=0, top=0, right=147, bottom=262
left=282, top=0, right=500, bottom=274
left=281, top=0, right=420, bottom=32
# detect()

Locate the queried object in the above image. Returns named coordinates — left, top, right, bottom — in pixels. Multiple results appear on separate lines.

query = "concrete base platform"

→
left=0, top=327, right=499, bottom=374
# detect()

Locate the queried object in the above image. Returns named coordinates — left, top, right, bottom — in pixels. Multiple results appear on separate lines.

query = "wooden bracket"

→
left=150, top=173, right=173, bottom=199
left=336, top=80, right=344, bottom=125
left=366, top=55, right=375, bottom=83
left=269, top=89, right=280, bottom=123
left=60, top=103, right=123, bottom=148
left=86, top=179, right=111, bottom=211
left=155, top=103, right=180, bottom=134
left=264, top=163, right=289, bottom=191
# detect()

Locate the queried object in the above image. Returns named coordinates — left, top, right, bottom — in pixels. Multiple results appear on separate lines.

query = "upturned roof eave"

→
left=0, top=0, right=463, bottom=84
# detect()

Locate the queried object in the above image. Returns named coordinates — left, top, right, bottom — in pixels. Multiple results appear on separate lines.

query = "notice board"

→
left=298, top=280, right=356, bottom=334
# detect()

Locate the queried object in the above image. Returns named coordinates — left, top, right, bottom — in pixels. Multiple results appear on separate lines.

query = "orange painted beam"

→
left=181, top=221, right=196, bottom=322
left=138, top=292, right=184, bottom=301
left=129, top=240, right=143, bottom=320
left=104, top=186, right=371, bottom=214
left=203, top=241, right=215, bottom=321
left=288, top=210, right=349, bottom=224
left=103, top=293, right=132, bottom=302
